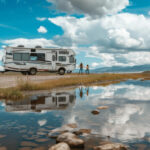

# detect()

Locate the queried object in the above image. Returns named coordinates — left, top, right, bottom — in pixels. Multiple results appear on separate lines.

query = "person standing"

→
left=79, top=62, right=83, bottom=74
left=85, top=64, right=90, bottom=74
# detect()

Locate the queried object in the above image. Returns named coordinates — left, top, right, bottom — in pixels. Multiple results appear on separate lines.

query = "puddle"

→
left=1, top=80, right=150, bottom=149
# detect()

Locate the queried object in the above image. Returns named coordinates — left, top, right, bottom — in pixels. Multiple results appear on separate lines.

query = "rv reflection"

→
left=5, top=90, right=76, bottom=112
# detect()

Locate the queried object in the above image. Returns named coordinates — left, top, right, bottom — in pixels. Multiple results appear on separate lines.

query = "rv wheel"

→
left=29, top=68, right=37, bottom=75
left=58, top=68, right=65, bottom=75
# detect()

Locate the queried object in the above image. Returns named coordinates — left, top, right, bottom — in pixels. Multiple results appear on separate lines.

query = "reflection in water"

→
left=5, top=90, right=76, bottom=112
left=79, top=86, right=89, bottom=99
left=79, top=87, right=83, bottom=99
left=1, top=80, right=150, bottom=149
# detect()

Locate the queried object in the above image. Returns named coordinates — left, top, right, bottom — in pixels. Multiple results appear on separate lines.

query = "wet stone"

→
left=94, top=143, right=128, bottom=150
left=49, top=131, right=62, bottom=139
left=35, top=138, right=49, bottom=142
left=66, top=123, right=77, bottom=129
left=0, top=135, right=6, bottom=139
left=48, top=124, right=78, bottom=138
left=20, top=141, right=38, bottom=147
left=19, top=147, right=32, bottom=150
left=56, top=132, right=84, bottom=148
left=46, top=126, right=53, bottom=129
left=24, top=135, right=40, bottom=140
left=49, top=142, right=70, bottom=150
left=74, top=129, right=91, bottom=135
left=0, top=147, right=7, bottom=150
left=97, top=106, right=109, bottom=110
left=91, top=110, right=100, bottom=115
left=37, top=132, right=46, bottom=136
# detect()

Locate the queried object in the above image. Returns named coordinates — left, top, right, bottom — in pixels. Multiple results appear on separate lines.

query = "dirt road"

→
left=0, top=73, right=75, bottom=88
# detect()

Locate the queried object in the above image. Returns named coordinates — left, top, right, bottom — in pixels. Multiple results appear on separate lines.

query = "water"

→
left=1, top=80, right=150, bottom=149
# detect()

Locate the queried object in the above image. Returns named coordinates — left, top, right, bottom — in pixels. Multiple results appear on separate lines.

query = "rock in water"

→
left=66, top=123, right=77, bottom=128
left=97, top=106, right=109, bottom=110
left=74, top=129, right=91, bottom=135
left=91, top=110, right=100, bottom=115
left=56, top=132, right=84, bottom=148
left=94, top=143, right=128, bottom=150
left=48, top=123, right=78, bottom=138
left=0, top=147, right=7, bottom=150
left=49, top=142, right=70, bottom=150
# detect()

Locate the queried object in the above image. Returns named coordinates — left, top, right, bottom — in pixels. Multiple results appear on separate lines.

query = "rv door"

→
left=46, top=52, right=56, bottom=71
left=52, top=53, right=56, bottom=70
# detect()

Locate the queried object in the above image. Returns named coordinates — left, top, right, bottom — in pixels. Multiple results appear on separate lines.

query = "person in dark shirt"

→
left=79, top=62, right=83, bottom=74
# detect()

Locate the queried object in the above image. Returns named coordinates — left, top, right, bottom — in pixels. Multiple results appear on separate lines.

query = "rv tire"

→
left=58, top=68, right=65, bottom=75
left=29, top=68, right=37, bottom=75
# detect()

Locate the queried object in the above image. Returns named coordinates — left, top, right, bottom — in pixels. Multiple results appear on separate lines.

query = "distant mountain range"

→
left=92, top=64, right=150, bottom=73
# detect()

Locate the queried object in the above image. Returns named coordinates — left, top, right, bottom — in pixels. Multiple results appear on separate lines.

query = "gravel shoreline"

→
left=0, top=74, right=76, bottom=88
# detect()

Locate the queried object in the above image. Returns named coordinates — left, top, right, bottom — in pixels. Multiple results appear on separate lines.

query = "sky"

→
left=1, top=0, right=150, bottom=69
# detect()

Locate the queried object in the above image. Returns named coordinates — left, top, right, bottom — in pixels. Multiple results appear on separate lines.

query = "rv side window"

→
left=30, top=53, right=38, bottom=61
left=37, top=53, right=45, bottom=61
left=22, top=53, right=29, bottom=61
left=58, top=96, right=66, bottom=102
left=30, top=53, right=45, bottom=61
left=13, top=53, right=22, bottom=61
left=59, top=56, right=66, bottom=62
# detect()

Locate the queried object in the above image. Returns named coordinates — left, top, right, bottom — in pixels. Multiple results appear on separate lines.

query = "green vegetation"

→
left=0, top=73, right=150, bottom=100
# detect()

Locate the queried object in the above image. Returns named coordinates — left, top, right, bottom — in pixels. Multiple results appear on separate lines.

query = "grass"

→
left=0, top=88, right=23, bottom=100
left=0, top=73, right=150, bottom=100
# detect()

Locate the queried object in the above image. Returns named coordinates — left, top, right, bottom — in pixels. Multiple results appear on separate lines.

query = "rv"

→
left=4, top=45, right=76, bottom=75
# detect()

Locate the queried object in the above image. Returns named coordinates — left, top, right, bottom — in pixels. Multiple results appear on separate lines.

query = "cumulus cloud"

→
left=36, top=17, right=47, bottom=21
left=91, top=62, right=100, bottom=68
left=37, top=26, right=47, bottom=34
left=47, top=0, right=129, bottom=17
left=3, top=38, right=56, bottom=48
left=49, top=13, right=150, bottom=52
left=108, top=28, right=144, bottom=49
left=87, top=49, right=150, bottom=67
left=48, top=13, right=150, bottom=67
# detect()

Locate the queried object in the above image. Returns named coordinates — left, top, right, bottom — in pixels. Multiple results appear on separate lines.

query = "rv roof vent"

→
left=18, top=45, right=24, bottom=47
left=35, top=45, right=42, bottom=48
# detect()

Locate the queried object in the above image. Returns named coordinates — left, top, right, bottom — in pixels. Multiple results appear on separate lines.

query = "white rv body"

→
left=4, top=46, right=76, bottom=75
